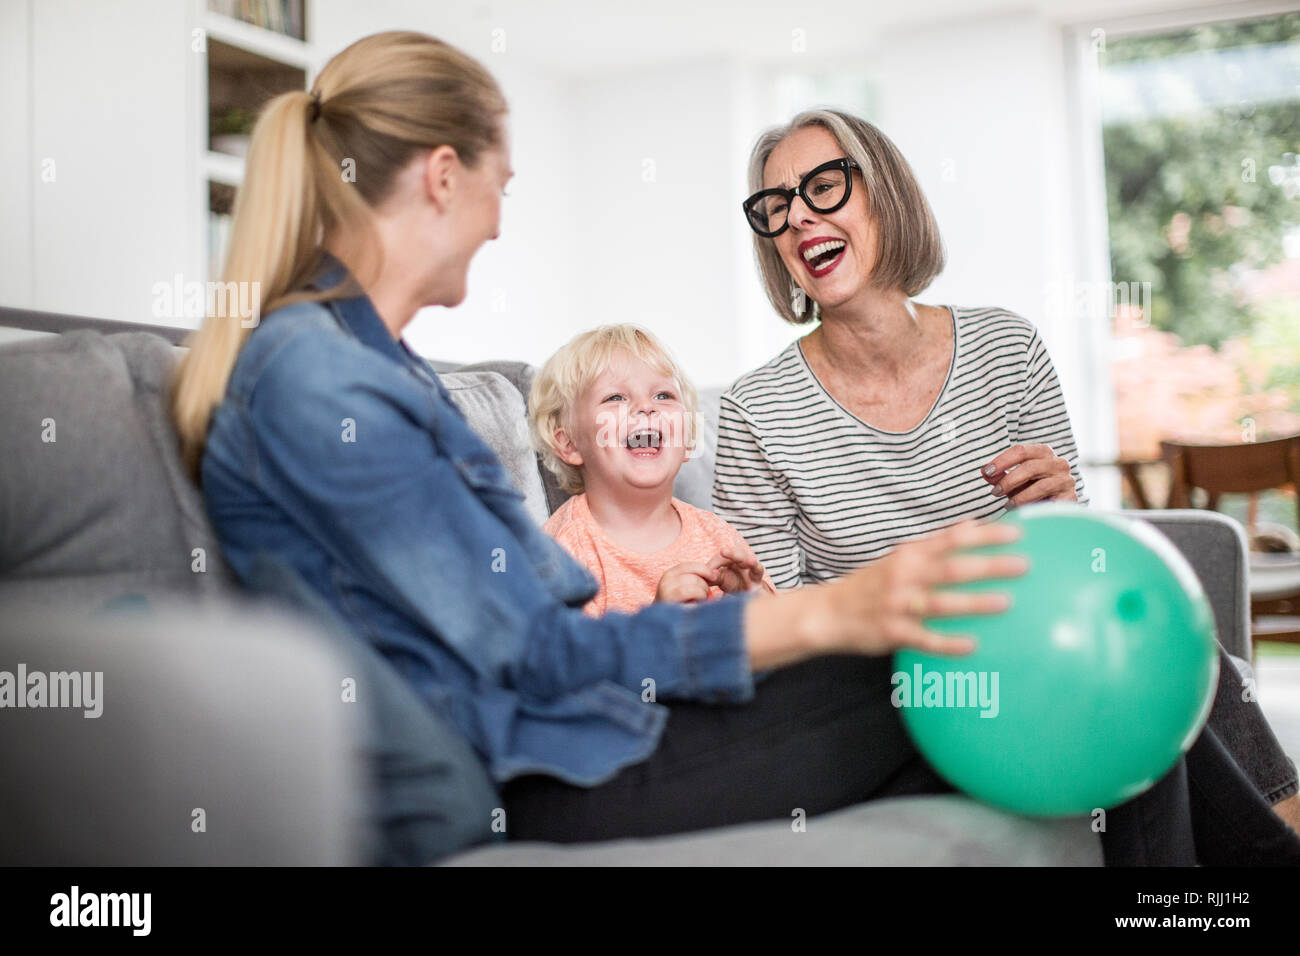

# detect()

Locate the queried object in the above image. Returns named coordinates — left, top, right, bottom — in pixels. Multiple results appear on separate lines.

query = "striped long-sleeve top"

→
left=710, top=306, right=1088, bottom=590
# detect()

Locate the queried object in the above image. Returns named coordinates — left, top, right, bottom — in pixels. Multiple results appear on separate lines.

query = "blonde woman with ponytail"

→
left=173, top=31, right=504, bottom=476
left=174, top=31, right=1053, bottom=858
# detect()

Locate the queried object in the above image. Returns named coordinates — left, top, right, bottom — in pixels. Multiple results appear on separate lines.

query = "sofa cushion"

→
left=0, top=331, right=234, bottom=608
left=447, top=359, right=574, bottom=516
left=0, top=332, right=550, bottom=611
left=672, top=386, right=724, bottom=512
left=0, top=599, right=366, bottom=864
left=452, top=359, right=536, bottom=401
left=438, top=370, right=549, bottom=525
left=443, top=792, right=1102, bottom=865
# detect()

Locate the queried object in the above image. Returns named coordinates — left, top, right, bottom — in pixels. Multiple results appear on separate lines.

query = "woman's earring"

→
left=791, top=282, right=806, bottom=318
left=810, top=299, right=820, bottom=323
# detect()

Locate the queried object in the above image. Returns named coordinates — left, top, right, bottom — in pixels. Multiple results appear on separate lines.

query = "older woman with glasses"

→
left=722, top=109, right=1085, bottom=590
left=715, top=108, right=1300, bottom=858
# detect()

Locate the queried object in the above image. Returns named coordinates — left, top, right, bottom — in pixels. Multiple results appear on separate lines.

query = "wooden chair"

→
left=1161, top=434, right=1300, bottom=648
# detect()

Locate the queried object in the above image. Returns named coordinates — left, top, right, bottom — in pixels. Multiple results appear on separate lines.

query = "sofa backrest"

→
left=0, top=320, right=1250, bottom=660
left=0, top=330, right=235, bottom=609
left=0, top=329, right=557, bottom=609
left=437, top=367, right=550, bottom=521
left=1118, top=509, right=1251, bottom=660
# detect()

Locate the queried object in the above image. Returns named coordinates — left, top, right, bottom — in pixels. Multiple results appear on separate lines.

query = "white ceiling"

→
left=315, top=0, right=1272, bottom=74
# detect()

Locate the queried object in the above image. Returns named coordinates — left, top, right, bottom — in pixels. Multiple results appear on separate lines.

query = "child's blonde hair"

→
left=529, top=324, right=699, bottom=495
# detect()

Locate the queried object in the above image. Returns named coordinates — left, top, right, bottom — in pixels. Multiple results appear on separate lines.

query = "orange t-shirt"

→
left=544, top=493, right=777, bottom=617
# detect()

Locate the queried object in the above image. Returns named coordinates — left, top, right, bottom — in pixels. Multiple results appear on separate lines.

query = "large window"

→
left=1099, top=13, right=1300, bottom=531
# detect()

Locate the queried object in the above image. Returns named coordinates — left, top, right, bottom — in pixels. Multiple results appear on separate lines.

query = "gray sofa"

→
left=0, top=309, right=1254, bottom=865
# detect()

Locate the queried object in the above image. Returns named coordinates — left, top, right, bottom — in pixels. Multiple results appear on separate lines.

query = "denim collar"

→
left=308, top=253, right=436, bottom=384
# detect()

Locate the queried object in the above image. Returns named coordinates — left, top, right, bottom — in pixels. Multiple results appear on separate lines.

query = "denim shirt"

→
left=201, top=261, right=757, bottom=786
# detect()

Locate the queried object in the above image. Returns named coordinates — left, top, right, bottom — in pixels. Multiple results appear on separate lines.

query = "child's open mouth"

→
left=625, top=428, right=662, bottom=458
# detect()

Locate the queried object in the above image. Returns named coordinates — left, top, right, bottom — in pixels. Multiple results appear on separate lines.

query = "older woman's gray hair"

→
left=747, top=108, right=946, bottom=324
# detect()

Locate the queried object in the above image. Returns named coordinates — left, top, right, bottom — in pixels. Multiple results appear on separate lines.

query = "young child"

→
left=530, top=324, right=777, bottom=617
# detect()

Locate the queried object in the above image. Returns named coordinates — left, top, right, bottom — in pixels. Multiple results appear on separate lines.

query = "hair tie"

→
left=309, top=89, right=322, bottom=123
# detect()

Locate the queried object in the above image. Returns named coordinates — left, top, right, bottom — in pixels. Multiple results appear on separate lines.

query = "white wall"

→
left=17, top=0, right=198, bottom=327
left=0, top=0, right=34, bottom=309
left=308, top=5, right=836, bottom=388
left=310, top=8, right=757, bottom=389
left=871, top=11, right=1119, bottom=501
left=312, top=1, right=580, bottom=367
left=404, top=61, right=579, bottom=371
left=320, top=5, right=1121, bottom=469
left=3, top=0, right=1131, bottom=501
left=559, top=60, right=751, bottom=388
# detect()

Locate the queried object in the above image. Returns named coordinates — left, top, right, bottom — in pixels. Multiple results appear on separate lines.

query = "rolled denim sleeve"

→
left=245, top=328, right=756, bottom=707
left=520, top=594, right=756, bottom=703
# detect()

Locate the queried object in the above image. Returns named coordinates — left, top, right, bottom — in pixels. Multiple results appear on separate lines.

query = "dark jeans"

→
left=244, top=553, right=504, bottom=865
left=1209, top=646, right=1299, bottom=805
left=503, top=648, right=1300, bottom=866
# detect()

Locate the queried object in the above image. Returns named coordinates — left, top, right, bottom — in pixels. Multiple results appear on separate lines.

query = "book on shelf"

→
left=208, top=0, right=305, bottom=42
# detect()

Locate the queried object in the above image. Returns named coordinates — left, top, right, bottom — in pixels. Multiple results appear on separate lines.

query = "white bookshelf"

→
left=202, top=10, right=317, bottom=72
left=1, top=0, right=320, bottom=326
left=203, top=150, right=245, bottom=187
left=195, top=1, right=318, bottom=282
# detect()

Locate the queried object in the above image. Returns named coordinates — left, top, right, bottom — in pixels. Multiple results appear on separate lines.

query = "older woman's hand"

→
left=980, top=444, right=1077, bottom=506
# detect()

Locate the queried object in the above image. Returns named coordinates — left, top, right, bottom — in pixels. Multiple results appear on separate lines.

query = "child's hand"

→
left=709, top=543, right=771, bottom=594
left=656, top=563, right=718, bottom=604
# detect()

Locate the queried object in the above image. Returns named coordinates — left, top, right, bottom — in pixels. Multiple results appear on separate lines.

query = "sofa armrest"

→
left=0, top=600, right=370, bottom=865
left=1120, top=509, right=1251, bottom=660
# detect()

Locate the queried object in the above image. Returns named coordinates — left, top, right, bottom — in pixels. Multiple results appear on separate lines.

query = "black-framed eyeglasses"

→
left=742, top=157, right=860, bottom=238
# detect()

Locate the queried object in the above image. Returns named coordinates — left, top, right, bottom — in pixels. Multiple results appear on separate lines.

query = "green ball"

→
left=894, top=506, right=1219, bottom=817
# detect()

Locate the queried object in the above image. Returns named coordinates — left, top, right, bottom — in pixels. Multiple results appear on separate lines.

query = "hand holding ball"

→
left=895, top=507, right=1219, bottom=816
